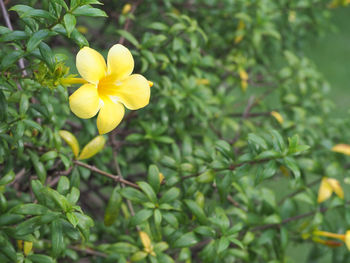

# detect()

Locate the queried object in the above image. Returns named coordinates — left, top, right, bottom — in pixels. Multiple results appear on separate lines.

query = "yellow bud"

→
left=270, top=111, right=284, bottom=124
left=78, top=135, right=106, bottom=160
left=148, top=81, right=154, bottom=87
left=77, top=26, right=88, bottom=34
left=59, top=130, right=80, bottom=158
left=60, top=78, right=88, bottom=86
left=239, top=69, right=248, bottom=81
left=313, top=230, right=345, bottom=241
left=317, top=177, right=344, bottom=203
left=17, top=240, right=23, bottom=250
left=158, top=172, right=164, bottom=183
left=312, top=237, right=343, bottom=247
left=327, top=178, right=344, bottom=199
left=139, top=231, right=155, bottom=256
left=195, top=78, right=210, bottom=85
left=331, top=144, right=350, bottom=156
left=279, top=165, right=290, bottom=177
left=241, top=80, right=248, bottom=92
left=345, top=230, right=350, bottom=250
left=317, top=177, right=334, bottom=203
left=23, top=241, right=33, bottom=255
left=288, top=11, right=296, bottom=22
left=122, top=3, right=132, bottom=14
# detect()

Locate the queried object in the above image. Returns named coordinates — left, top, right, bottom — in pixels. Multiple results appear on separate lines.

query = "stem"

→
left=73, top=160, right=140, bottom=189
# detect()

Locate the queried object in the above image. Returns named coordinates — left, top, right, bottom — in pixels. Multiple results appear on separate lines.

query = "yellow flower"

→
left=122, top=3, right=132, bottom=14
left=317, top=177, right=344, bottom=203
left=69, top=44, right=151, bottom=134
left=332, top=144, right=350, bottom=156
left=139, top=231, right=156, bottom=256
left=270, top=111, right=284, bottom=124
left=313, top=229, right=350, bottom=249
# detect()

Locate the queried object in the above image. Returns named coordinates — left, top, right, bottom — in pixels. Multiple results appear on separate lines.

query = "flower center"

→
left=97, top=75, right=121, bottom=101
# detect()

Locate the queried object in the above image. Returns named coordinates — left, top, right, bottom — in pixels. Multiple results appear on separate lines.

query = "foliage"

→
left=1, top=0, right=350, bottom=262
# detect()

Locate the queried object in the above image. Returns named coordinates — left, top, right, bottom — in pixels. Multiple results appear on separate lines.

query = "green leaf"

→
left=283, top=156, right=300, bottom=178
left=117, top=29, right=140, bottom=47
left=28, top=151, right=47, bottom=183
left=120, top=187, right=148, bottom=203
left=160, top=187, right=180, bottom=204
left=0, top=91, right=7, bottom=121
left=40, top=151, right=58, bottom=162
left=130, top=209, right=152, bottom=226
left=10, top=5, right=55, bottom=20
left=27, top=29, right=52, bottom=52
left=19, top=94, right=29, bottom=115
left=248, top=133, right=268, bottom=150
left=184, top=199, right=207, bottom=224
left=67, top=187, right=80, bottom=205
left=39, top=42, right=55, bottom=71
left=137, top=181, right=157, bottom=203
left=148, top=164, right=160, bottom=193
left=1, top=50, right=24, bottom=69
left=0, top=213, right=24, bottom=226
left=217, top=236, right=230, bottom=254
left=104, top=187, right=122, bottom=226
left=172, top=232, right=198, bottom=248
left=63, top=13, right=76, bottom=37
left=147, top=22, right=169, bottom=31
left=23, top=119, right=43, bottom=132
left=0, top=31, right=28, bottom=42
left=66, top=212, right=79, bottom=227
left=0, top=170, right=15, bottom=185
left=72, top=5, right=107, bottom=17
left=10, top=204, right=49, bottom=215
left=57, top=176, right=70, bottom=195
left=51, top=219, right=64, bottom=257
left=28, top=254, right=55, bottom=263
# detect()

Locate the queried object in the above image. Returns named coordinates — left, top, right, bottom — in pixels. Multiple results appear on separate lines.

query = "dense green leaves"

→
left=0, top=0, right=349, bottom=262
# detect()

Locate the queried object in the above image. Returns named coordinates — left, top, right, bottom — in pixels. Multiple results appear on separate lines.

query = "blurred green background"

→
left=305, top=7, right=350, bottom=116
left=288, top=6, right=350, bottom=262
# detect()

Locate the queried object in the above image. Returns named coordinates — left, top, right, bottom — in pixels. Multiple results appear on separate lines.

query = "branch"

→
left=74, top=160, right=140, bottom=189
left=118, top=0, right=143, bottom=45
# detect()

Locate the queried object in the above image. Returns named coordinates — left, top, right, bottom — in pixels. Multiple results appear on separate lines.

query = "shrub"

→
left=1, top=0, right=350, bottom=262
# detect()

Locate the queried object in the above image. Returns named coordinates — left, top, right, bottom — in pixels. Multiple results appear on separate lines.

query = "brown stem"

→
left=74, top=160, right=140, bottom=189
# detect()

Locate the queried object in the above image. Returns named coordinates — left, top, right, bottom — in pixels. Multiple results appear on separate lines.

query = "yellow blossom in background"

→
left=234, top=20, right=245, bottom=44
left=158, top=172, right=164, bottom=183
left=195, top=78, right=210, bottom=85
left=77, top=26, right=88, bottom=34
left=345, top=230, right=350, bottom=250
left=288, top=11, right=296, bottom=23
left=239, top=69, right=249, bottom=92
left=271, top=111, right=284, bottom=124
left=69, top=44, right=151, bottom=134
left=331, top=144, right=350, bottom=156
left=139, top=231, right=156, bottom=256
left=122, top=3, right=132, bottom=14
left=317, top=177, right=344, bottom=203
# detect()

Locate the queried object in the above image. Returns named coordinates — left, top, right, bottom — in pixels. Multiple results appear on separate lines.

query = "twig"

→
left=118, top=0, right=143, bottom=45
left=251, top=207, right=328, bottom=232
left=74, top=160, right=140, bottom=189
left=230, top=95, right=255, bottom=145
left=278, top=178, right=321, bottom=205
left=69, top=245, right=107, bottom=258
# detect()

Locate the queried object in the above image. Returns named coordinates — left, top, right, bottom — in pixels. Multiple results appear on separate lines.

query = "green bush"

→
left=1, top=0, right=350, bottom=262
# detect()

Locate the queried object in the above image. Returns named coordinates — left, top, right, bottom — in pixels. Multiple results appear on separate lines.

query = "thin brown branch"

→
left=118, top=0, right=143, bottom=45
left=74, top=160, right=140, bottom=189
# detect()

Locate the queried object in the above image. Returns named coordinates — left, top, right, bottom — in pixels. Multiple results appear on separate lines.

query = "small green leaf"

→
left=0, top=170, right=15, bottom=185
left=66, top=212, right=79, bottom=227
left=51, top=219, right=64, bottom=257
left=104, top=187, right=122, bottom=226
left=27, top=29, right=52, bottom=52
left=160, top=187, right=180, bottom=204
left=172, top=232, right=198, bottom=248
left=72, top=5, right=107, bottom=17
left=137, top=181, right=157, bottom=203
left=63, top=13, right=76, bottom=37
left=117, top=29, right=140, bottom=47
left=148, top=164, right=160, bottom=193
left=130, top=209, right=153, bottom=226
left=184, top=199, right=207, bottom=224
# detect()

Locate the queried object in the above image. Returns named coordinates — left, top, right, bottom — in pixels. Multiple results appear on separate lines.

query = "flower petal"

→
left=317, top=177, right=333, bottom=203
left=69, top=84, right=100, bottom=119
left=345, top=231, right=350, bottom=250
left=110, top=74, right=150, bottom=110
left=76, top=47, right=106, bottom=84
left=107, top=44, right=134, bottom=80
left=97, top=98, right=125, bottom=134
